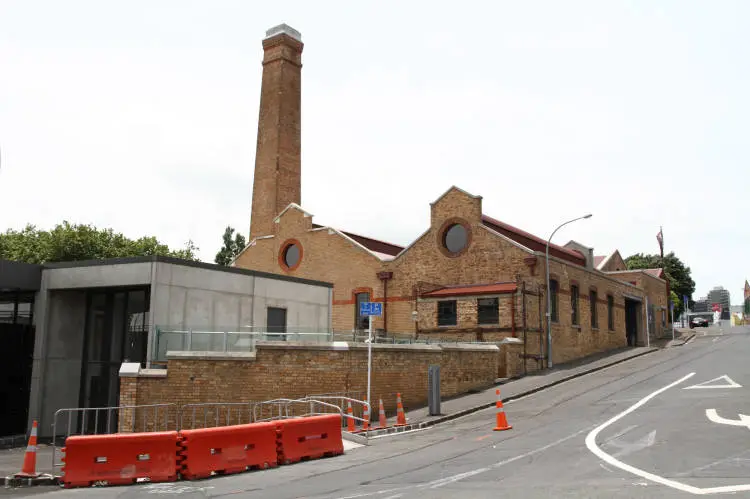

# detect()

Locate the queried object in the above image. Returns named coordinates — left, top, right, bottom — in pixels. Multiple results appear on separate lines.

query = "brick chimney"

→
left=249, top=24, right=304, bottom=240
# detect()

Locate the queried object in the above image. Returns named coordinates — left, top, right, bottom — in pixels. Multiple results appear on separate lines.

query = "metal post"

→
left=545, top=214, right=592, bottom=369
left=671, top=303, right=675, bottom=341
left=645, top=296, right=651, bottom=348
left=367, top=315, right=373, bottom=413
left=186, top=329, right=192, bottom=351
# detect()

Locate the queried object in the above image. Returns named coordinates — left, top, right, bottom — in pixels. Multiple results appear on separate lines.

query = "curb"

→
left=377, top=348, right=660, bottom=434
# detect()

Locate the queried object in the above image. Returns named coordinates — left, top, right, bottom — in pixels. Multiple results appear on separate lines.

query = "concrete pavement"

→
left=7, top=327, right=749, bottom=497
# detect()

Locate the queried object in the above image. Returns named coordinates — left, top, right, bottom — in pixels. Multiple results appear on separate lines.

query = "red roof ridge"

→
left=481, top=214, right=586, bottom=265
left=311, top=223, right=404, bottom=256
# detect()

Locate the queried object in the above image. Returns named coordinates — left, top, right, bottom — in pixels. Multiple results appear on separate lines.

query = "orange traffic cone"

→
left=493, top=389, right=512, bottom=431
left=346, top=401, right=356, bottom=432
left=362, top=400, right=370, bottom=431
left=395, top=393, right=407, bottom=426
left=16, top=420, right=39, bottom=478
left=378, top=398, right=387, bottom=429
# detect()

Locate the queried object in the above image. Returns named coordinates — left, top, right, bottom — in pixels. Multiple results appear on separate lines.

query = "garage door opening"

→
left=624, top=298, right=641, bottom=346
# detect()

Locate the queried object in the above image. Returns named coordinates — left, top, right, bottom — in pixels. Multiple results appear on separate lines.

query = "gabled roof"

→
left=421, top=282, right=518, bottom=298
left=312, top=224, right=404, bottom=257
left=481, top=215, right=586, bottom=266
left=643, top=268, right=665, bottom=279
left=593, top=255, right=606, bottom=267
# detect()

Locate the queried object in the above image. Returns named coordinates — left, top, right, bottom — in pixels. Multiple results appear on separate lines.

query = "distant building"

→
left=692, top=298, right=709, bottom=313
left=707, top=286, right=731, bottom=319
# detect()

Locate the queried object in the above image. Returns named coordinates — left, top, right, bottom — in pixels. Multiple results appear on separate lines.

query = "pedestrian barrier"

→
left=179, top=402, right=255, bottom=430
left=277, top=414, right=344, bottom=465
left=178, top=422, right=279, bottom=480
left=60, top=431, right=180, bottom=488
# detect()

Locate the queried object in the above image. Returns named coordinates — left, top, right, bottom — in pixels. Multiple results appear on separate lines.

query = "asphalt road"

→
left=7, top=326, right=750, bottom=498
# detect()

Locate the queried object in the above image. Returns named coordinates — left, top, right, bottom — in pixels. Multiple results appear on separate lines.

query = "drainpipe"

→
left=377, top=272, right=393, bottom=334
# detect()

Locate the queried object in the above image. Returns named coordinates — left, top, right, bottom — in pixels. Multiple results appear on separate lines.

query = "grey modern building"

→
left=707, top=286, right=731, bottom=319
left=1, top=256, right=333, bottom=439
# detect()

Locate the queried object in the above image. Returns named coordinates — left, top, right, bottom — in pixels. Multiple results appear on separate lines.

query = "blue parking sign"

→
left=360, top=302, right=382, bottom=317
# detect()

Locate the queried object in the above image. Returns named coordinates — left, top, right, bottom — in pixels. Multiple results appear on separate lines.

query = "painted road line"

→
left=335, top=426, right=594, bottom=498
left=684, top=375, right=742, bottom=390
left=586, top=372, right=750, bottom=495
left=705, top=409, right=750, bottom=429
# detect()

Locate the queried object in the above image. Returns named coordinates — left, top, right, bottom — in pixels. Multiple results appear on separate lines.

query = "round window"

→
left=443, top=223, right=468, bottom=254
left=283, top=244, right=300, bottom=269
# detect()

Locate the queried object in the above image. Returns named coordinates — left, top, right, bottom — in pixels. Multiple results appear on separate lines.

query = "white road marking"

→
left=336, top=426, right=592, bottom=498
left=705, top=409, right=750, bottom=429
left=610, top=430, right=656, bottom=458
left=684, top=375, right=742, bottom=390
left=586, top=372, right=750, bottom=495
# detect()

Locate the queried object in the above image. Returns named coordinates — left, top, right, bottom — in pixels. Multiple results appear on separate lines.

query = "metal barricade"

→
left=51, top=403, right=178, bottom=475
left=179, top=402, right=255, bottom=429
left=253, top=398, right=297, bottom=422
left=294, top=396, right=371, bottom=434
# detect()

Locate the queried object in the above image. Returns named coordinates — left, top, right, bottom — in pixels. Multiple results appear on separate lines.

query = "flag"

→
left=656, top=226, right=664, bottom=259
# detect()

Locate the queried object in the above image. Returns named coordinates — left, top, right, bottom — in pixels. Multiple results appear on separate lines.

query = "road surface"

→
left=7, top=326, right=750, bottom=498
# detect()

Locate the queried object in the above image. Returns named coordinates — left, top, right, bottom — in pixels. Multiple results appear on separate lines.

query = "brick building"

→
left=233, top=24, right=667, bottom=365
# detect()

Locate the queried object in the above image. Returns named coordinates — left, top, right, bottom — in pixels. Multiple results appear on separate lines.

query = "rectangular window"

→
left=438, top=300, right=457, bottom=327
left=477, top=298, right=499, bottom=325
left=607, top=295, right=615, bottom=330
left=354, top=292, right=370, bottom=330
left=550, top=280, right=559, bottom=322
left=267, top=307, right=287, bottom=340
left=590, top=290, right=598, bottom=329
left=571, top=284, right=580, bottom=326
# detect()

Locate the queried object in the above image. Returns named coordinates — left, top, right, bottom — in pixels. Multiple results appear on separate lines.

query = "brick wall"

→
left=605, top=270, right=669, bottom=337
left=120, top=342, right=500, bottom=430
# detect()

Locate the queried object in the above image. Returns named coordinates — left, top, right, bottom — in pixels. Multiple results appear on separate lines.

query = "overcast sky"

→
left=1, top=1, right=748, bottom=303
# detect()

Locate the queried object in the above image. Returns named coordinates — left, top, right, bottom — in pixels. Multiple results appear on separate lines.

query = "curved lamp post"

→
left=545, top=214, right=592, bottom=368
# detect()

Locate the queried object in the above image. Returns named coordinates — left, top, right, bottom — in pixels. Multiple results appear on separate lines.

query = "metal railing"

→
left=179, top=402, right=256, bottom=430
left=51, top=404, right=178, bottom=475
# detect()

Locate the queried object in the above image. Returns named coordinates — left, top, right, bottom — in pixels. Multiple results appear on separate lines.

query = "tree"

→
left=625, top=251, right=696, bottom=318
left=0, top=221, right=199, bottom=264
left=214, top=226, right=246, bottom=266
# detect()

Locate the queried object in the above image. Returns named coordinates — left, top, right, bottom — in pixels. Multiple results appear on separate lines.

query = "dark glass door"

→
left=79, top=287, right=149, bottom=432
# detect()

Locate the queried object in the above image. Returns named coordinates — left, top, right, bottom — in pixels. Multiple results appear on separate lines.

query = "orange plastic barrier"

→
left=277, top=414, right=344, bottom=465
left=61, top=431, right=179, bottom=488
left=178, top=422, right=278, bottom=480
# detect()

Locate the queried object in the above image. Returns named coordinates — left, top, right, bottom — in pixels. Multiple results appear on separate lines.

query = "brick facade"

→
left=232, top=25, right=660, bottom=369
left=118, top=342, right=501, bottom=430
left=249, top=26, right=303, bottom=241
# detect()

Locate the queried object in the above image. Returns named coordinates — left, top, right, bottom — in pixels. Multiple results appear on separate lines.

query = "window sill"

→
left=438, top=324, right=458, bottom=328
left=572, top=325, right=582, bottom=331
left=477, top=323, right=499, bottom=327
left=592, top=327, right=599, bottom=332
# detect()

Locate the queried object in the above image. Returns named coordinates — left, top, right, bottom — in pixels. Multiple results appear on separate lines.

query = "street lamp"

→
left=545, top=213, right=592, bottom=368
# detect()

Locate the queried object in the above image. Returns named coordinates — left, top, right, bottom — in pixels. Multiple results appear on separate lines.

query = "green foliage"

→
left=744, top=297, right=750, bottom=316
left=625, top=251, right=696, bottom=318
left=214, top=226, right=247, bottom=266
left=0, top=221, right=199, bottom=264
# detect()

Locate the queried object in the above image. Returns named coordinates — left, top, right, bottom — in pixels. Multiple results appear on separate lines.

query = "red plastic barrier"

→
left=61, top=431, right=179, bottom=488
left=179, top=422, right=279, bottom=480
left=277, top=414, right=344, bottom=464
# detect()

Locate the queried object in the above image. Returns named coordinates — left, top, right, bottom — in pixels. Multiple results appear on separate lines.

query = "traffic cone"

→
left=493, top=389, right=512, bottom=431
left=363, top=400, right=370, bottom=431
left=346, top=401, right=356, bottom=432
left=378, top=398, right=387, bottom=429
left=16, top=420, right=39, bottom=478
left=395, top=393, right=407, bottom=426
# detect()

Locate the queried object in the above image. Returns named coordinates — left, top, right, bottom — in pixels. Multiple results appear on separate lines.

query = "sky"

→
left=1, top=1, right=748, bottom=303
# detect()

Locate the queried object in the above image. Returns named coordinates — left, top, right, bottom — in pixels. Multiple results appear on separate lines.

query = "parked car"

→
left=690, top=317, right=709, bottom=328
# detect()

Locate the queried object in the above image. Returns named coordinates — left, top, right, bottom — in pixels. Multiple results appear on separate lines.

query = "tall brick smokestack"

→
left=249, top=24, right=303, bottom=240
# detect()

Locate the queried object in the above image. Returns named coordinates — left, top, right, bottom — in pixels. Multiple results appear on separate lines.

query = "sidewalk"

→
left=369, top=345, right=659, bottom=436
